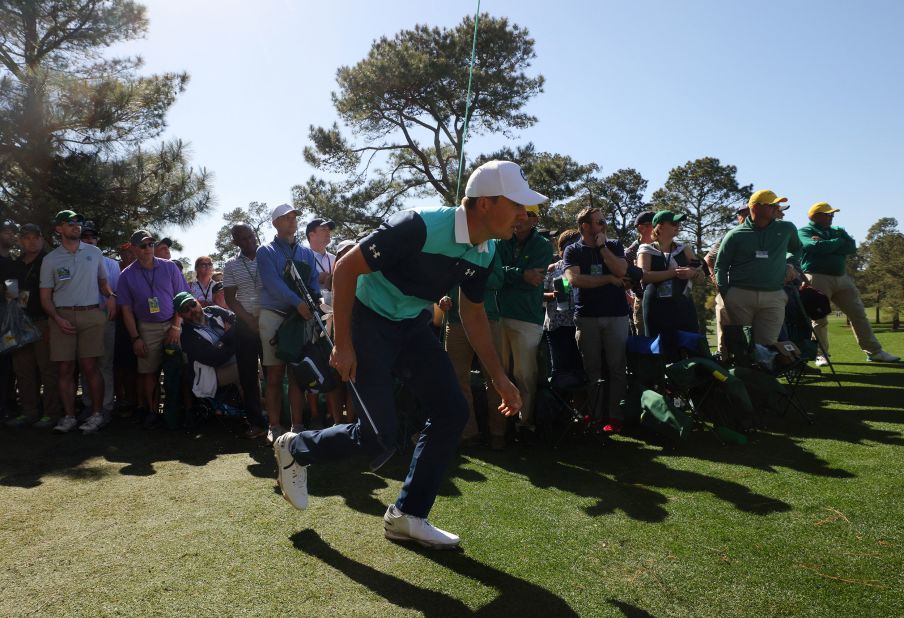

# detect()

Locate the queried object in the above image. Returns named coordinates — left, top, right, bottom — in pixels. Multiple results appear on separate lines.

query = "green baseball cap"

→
left=652, top=210, right=687, bottom=226
left=173, top=291, right=196, bottom=312
left=54, top=210, right=85, bottom=225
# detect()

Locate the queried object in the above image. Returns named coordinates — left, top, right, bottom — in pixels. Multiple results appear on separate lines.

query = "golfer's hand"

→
left=438, top=296, right=453, bottom=312
left=330, top=343, right=357, bottom=382
left=297, top=301, right=313, bottom=321
left=493, top=376, right=522, bottom=417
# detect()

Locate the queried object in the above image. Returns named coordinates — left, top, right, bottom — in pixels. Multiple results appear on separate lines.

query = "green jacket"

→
left=798, top=222, right=856, bottom=276
left=446, top=247, right=504, bottom=324
left=714, top=218, right=802, bottom=292
left=497, top=229, right=554, bottom=325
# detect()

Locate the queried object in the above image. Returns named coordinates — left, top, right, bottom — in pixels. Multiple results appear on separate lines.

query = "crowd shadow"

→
left=0, top=416, right=259, bottom=488
left=290, top=528, right=579, bottom=616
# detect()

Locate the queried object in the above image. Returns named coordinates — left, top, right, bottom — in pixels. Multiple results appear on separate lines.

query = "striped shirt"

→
left=222, top=253, right=260, bottom=315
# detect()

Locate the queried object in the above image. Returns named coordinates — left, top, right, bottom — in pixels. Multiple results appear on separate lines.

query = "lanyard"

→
left=314, top=252, right=332, bottom=274
left=140, top=260, right=157, bottom=292
left=195, top=279, right=212, bottom=300
left=239, top=254, right=258, bottom=287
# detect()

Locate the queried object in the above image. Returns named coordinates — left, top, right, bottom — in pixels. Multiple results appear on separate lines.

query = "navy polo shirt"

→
left=562, top=239, right=629, bottom=318
left=356, top=206, right=495, bottom=320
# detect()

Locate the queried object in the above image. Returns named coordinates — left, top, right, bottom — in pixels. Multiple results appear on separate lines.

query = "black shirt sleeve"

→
left=358, top=210, right=428, bottom=272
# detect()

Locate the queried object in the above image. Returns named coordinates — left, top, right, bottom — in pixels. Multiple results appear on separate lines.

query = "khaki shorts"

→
left=259, top=309, right=289, bottom=367
left=49, top=308, right=106, bottom=362
left=137, top=321, right=170, bottom=374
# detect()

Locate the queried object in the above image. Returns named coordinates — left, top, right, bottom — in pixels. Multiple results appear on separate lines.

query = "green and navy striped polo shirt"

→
left=356, top=206, right=495, bottom=320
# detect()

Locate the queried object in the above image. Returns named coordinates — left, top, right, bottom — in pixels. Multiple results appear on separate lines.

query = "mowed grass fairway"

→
left=1, top=317, right=901, bottom=617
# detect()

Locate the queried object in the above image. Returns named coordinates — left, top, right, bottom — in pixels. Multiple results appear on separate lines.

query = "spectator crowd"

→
left=0, top=188, right=899, bottom=450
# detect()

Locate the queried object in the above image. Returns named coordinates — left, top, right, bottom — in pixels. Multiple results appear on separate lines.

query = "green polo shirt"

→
left=798, top=222, right=856, bottom=276
left=714, top=218, right=802, bottom=292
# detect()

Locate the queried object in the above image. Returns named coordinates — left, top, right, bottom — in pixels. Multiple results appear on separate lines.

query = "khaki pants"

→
left=12, top=318, right=61, bottom=419
left=445, top=320, right=505, bottom=439
left=500, top=318, right=544, bottom=428
left=805, top=273, right=881, bottom=355
left=714, top=292, right=728, bottom=356
left=722, top=287, right=787, bottom=346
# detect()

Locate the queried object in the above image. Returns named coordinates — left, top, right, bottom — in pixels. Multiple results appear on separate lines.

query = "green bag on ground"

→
left=640, top=389, right=693, bottom=441
left=729, top=366, right=788, bottom=417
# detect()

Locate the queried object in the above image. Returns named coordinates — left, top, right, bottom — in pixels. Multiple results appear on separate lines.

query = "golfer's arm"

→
left=458, top=292, right=506, bottom=384
left=331, top=247, right=372, bottom=350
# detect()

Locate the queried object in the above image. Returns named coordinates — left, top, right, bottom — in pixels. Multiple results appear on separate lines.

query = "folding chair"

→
left=722, top=324, right=814, bottom=424
left=787, top=285, right=842, bottom=387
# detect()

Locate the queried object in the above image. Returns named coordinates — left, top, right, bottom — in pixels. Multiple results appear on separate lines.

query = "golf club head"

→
left=369, top=447, right=396, bottom=472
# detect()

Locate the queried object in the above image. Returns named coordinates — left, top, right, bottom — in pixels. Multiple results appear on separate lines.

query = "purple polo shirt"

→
left=116, top=258, right=189, bottom=323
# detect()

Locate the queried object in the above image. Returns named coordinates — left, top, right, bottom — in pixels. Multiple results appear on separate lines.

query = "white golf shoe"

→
left=383, top=504, right=460, bottom=549
left=815, top=356, right=830, bottom=367
left=273, top=432, right=308, bottom=510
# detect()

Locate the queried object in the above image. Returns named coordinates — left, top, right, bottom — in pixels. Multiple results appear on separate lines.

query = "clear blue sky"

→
left=114, top=0, right=904, bottom=261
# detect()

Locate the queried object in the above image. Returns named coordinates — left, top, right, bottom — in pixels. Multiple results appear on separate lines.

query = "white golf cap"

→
left=465, top=160, right=548, bottom=206
left=271, top=203, right=300, bottom=222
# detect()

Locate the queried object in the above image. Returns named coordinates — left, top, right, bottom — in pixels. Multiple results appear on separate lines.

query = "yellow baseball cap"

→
left=748, top=189, right=788, bottom=209
left=525, top=204, right=540, bottom=214
left=808, top=202, right=840, bottom=218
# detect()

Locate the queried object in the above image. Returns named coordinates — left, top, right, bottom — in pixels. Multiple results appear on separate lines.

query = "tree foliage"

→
left=210, top=201, right=270, bottom=268
left=0, top=0, right=211, bottom=246
left=857, top=217, right=904, bottom=318
left=296, top=14, right=543, bottom=234
left=650, top=157, right=752, bottom=256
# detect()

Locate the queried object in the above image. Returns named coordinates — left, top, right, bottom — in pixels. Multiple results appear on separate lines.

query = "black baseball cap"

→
left=19, top=223, right=42, bottom=236
left=634, top=211, right=655, bottom=227
left=81, top=220, right=99, bottom=236
left=305, top=218, right=336, bottom=237
left=157, top=237, right=173, bottom=247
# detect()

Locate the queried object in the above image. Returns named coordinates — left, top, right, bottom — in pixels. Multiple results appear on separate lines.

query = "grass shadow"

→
left=290, top=529, right=579, bottom=616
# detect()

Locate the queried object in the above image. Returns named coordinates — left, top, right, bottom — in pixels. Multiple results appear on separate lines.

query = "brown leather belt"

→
left=56, top=305, right=100, bottom=311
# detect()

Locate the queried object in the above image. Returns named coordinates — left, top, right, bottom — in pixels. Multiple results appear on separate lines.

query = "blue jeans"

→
left=290, top=300, right=468, bottom=518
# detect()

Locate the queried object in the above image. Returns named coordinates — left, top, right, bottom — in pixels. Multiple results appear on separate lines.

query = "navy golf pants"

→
left=290, top=300, right=468, bottom=518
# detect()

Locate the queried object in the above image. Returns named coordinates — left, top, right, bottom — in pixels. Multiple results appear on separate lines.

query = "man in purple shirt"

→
left=117, top=229, right=190, bottom=425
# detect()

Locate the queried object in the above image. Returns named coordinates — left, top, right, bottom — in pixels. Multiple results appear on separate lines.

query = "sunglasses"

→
left=137, top=242, right=156, bottom=249
left=180, top=299, right=198, bottom=311
left=197, top=262, right=213, bottom=267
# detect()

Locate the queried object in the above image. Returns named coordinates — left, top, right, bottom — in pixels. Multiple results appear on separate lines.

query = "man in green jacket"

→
left=714, top=189, right=802, bottom=347
left=800, top=202, right=899, bottom=364
left=497, top=206, right=554, bottom=441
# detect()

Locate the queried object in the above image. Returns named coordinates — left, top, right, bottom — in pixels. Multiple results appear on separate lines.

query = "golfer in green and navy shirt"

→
left=272, top=160, right=547, bottom=549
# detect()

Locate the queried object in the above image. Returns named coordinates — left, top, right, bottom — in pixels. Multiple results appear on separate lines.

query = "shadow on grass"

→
left=606, top=599, right=658, bottom=617
left=785, top=367, right=904, bottom=446
left=290, top=529, right=579, bottom=616
left=0, top=416, right=263, bottom=488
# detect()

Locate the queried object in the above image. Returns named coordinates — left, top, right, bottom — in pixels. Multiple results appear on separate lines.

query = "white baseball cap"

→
left=271, top=203, right=300, bottom=222
left=465, top=160, right=548, bottom=206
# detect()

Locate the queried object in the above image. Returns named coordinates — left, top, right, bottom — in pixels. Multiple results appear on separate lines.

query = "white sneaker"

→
left=266, top=425, right=285, bottom=445
left=273, top=432, right=307, bottom=510
left=867, top=350, right=900, bottom=363
left=815, top=356, right=830, bottom=367
left=53, top=416, right=78, bottom=433
left=383, top=504, right=460, bottom=549
left=79, top=413, right=105, bottom=434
